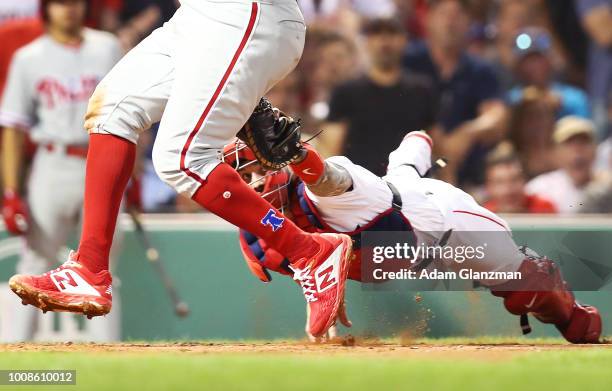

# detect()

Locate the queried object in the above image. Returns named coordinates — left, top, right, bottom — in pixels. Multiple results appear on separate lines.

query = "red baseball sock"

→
left=290, top=143, right=325, bottom=185
left=192, top=163, right=318, bottom=262
left=76, top=134, right=136, bottom=273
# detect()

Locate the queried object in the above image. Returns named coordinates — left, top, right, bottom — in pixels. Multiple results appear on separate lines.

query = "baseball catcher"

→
left=226, top=108, right=602, bottom=344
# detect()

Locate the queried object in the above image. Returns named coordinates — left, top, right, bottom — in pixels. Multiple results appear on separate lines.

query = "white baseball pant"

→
left=85, top=0, right=306, bottom=196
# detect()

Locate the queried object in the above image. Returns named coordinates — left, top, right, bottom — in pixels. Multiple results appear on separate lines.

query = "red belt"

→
left=44, top=143, right=88, bottom=159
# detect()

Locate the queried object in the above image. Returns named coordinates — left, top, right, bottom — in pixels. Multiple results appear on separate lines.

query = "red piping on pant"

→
left=452, top=210, right=509, bottom=231
left=179, top=2, right=259, bottom=185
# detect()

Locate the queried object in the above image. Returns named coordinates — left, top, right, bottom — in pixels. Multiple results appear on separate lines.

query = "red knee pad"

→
left=493, top=257, right=574, bottom=318
left=501, top=289, right=574, bottom=324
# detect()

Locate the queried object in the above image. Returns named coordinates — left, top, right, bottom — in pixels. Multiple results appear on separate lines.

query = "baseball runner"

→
left=227, top=121, right=602, bottom=344
left=9, top=1, right=353, bottom=338
left=0, top=0, right=122, bottom=341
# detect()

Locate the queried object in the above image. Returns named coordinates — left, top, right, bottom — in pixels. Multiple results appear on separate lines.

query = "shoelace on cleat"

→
left=42, top=262, right=72, bottom=277
left=42, top=252, right=80, bottom=277
left=292, top=267, right=317, bottom=303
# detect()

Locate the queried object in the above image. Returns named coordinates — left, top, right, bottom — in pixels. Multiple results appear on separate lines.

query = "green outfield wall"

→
left=1, top=214, right=610, bottom=341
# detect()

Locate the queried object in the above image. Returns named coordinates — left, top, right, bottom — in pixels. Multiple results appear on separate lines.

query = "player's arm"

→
left=290, top=143, right=354, bottom=197
left=241, top=98, right=354, bottom=196
left=1, top=126, right=29, bottom=234
left=0, top=51, right=32, bottom=235
left=2, top=126, right=24, bottom=193
left=293, top=129, right=436, bottom=195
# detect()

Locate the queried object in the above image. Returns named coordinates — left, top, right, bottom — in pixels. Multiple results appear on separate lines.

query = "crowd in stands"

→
left=1, top=0, right=610, bottom=214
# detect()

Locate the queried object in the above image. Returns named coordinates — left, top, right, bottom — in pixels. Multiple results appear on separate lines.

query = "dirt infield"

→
left=2, top=339, right=610, bottom=361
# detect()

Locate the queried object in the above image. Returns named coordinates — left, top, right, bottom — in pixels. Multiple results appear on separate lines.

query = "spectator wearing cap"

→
left=403, top=0, right=509, bottom=187
left=507, top=28, right=591, bottom=119
left=575, top=0, right=612, bottom=139
left=526, top=116, right=601, bottom=213
left=483, top=143, right=556, bottom=214
left=318, top=17, right=438, bottom=176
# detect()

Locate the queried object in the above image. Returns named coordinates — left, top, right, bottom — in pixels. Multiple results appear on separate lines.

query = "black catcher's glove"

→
left=237, top=97, right=303, bottom=171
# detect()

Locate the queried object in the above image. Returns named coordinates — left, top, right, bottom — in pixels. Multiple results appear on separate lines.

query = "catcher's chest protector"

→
left=294, top=181, right=415, bottom=249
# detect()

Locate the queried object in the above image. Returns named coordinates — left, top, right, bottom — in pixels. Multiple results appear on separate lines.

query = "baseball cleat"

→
left=9, top=251, right=112, bottom=319
left=291, top=233, right=353, bottom=338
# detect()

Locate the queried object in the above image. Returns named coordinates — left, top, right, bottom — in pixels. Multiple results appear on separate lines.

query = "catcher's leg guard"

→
left=491, top=256, right=602, bottom=343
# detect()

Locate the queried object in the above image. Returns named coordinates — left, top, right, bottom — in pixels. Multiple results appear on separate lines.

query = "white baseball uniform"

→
left=0, top=29, right=122, bottom=342
left=86, top=0, right=306, bottom=196
left=305, top=133, right=525, bottom=281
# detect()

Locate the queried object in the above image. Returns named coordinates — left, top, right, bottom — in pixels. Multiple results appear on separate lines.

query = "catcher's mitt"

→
left=238, top=97, right=303, bottom=171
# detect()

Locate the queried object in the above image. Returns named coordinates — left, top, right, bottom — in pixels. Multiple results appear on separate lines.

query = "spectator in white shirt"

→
left=526, top=116, right=599, bottom=213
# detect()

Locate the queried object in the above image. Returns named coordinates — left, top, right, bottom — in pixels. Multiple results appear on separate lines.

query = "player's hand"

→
left=337, top=300, right=352, bottom=328
left=2, top=190, right=29, bottom=235
left=305, top=300, right=352, bottom=342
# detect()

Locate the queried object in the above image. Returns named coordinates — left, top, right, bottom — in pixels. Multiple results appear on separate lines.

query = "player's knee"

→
left=84, top=89, right=144, bottom=144
left=151, top=144, right=211, bottom=195
left=151, top=144, right=181, bottom=189
left=152, top=140, right=226, bottom=195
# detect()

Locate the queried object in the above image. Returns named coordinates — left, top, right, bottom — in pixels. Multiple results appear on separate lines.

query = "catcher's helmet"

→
left=223, top=139, right=292, bottom=212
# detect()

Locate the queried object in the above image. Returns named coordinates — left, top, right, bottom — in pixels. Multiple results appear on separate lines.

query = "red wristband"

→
left=290, top=143, right=325, bottom=185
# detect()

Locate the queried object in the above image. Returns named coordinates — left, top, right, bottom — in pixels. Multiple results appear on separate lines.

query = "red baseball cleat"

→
left=9, top=252, right=112, bottom=319
left=291, top=233, right=353, bottom=337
